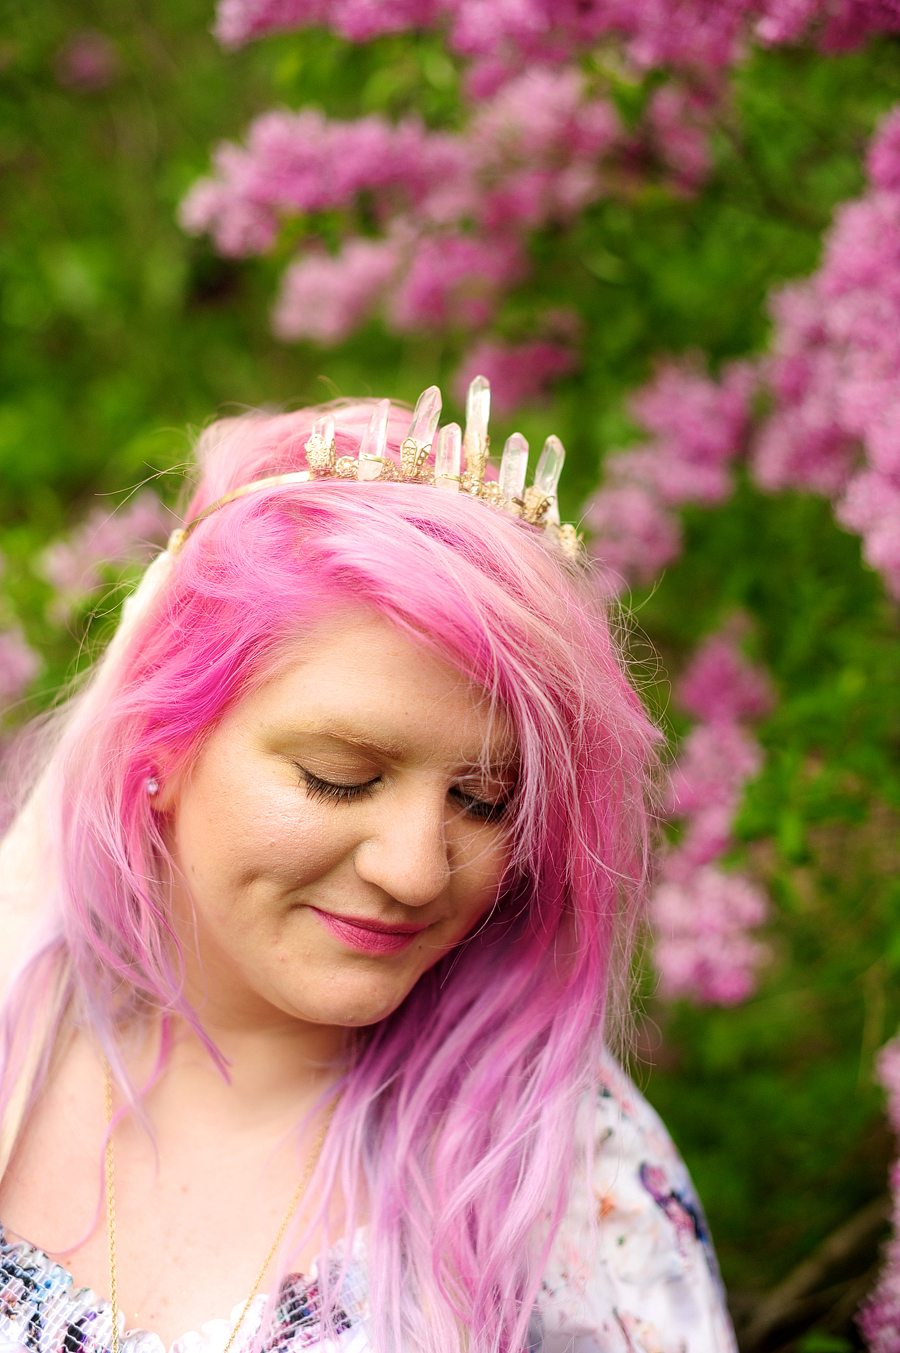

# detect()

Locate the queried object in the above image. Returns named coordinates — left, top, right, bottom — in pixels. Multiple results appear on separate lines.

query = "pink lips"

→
left=311, top=908, right=427, bottom=956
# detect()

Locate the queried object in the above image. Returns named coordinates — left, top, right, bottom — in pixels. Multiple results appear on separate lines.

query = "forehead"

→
left=243, top=605, right=517, bottom=769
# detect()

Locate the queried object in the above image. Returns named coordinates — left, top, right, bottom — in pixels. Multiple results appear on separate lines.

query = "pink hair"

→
left=0, top=401, right=660, bottom=1353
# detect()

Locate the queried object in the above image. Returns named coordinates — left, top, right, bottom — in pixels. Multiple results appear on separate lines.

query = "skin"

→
left=0, top=606, right=515, bottom=1348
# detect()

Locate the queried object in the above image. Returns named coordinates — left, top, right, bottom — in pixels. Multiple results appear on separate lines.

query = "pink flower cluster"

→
left=214, top=0, right=900, bottom=83
left=858, top=1037, right=900, bottom=1351
left=652, top=629, right=773, bottom=1005
left=40, top=491, right=171, bottom=619
left=751, top=104, right=900, bottom=599
left=181, top=66, right=717, bottom=399
left=0, top=628, right=40, bottom=714
left=583, top=360, right=754, bottom=594
left=54, top=30, right=120, bottom=92
left=453, top=339, right=577, bottom=414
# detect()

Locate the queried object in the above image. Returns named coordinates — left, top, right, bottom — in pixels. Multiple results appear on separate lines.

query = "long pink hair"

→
left=0, top=401, right=660, bottom=1353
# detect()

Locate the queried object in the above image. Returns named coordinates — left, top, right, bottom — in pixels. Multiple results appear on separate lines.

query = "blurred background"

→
left=2, top=1, right=900, bottom=1347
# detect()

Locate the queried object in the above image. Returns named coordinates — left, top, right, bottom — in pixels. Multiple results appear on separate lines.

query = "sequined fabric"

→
left=0, top=1233, right=368, bottom=1353
left=0, top=1056, right=736, bottom=1353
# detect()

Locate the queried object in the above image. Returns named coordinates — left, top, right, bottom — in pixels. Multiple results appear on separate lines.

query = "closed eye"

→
left=450, top=787, right=509, bottom=823
left=298, top=768, right=380, bottom=804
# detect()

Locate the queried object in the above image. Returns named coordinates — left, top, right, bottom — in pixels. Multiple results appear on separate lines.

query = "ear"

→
left=149, top=757, right=186, bottom=815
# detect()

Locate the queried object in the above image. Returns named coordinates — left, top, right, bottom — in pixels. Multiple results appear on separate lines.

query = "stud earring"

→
left=146, top=775, right=160, bottom=797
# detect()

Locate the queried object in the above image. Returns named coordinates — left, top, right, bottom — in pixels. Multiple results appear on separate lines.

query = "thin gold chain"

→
left=103, top=1065, right=336, bottom=1353
left=103, top=1067, right=120, bottom=1353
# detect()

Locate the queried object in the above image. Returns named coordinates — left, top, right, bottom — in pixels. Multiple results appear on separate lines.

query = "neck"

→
left=122, top=1007, right=345, bottom=1138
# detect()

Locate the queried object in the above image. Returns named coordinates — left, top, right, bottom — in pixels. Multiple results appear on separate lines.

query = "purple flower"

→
left=868, top=105, right=900, bottom=192
left=54, top=31, right=120, bottom=92
left=667, top=722, right=763, bottom=817
left=645, top=86, right=712, bottom=195
left=652, top=625, right=773, bottom=1006
left=40, top=491, right=171, bottom=616
left=583, top=484, right=682, bottom=595
left=678, top=632, right=775, bottom=725
left=748, top=106, right=900, bottom=597
left=272, top=237, right=400, bottom=343
left=212, top=0, right=900, bottom=72
left=857, top=1039, right=900, bottom=1350
left=389, top=232, right=523, bottom=332
left=606, top=359, right=754, bottom=508
left=453, top=339, right=576, bottom=415
left=652, top=867, right=769, bottom=1006
left=0, top=629, right=40, bottom=712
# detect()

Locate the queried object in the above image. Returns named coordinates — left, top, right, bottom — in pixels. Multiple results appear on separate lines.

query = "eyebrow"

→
left=300, top=724, right=517, bottom=776
left=304, top=724, right=408, bottom=762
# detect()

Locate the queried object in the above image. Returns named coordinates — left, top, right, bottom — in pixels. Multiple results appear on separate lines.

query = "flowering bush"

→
left=213, top=0, right=900, bottom=77
left=750, top=104, right=900, bottom=598
left=39, top=491, right=171, bottom=621
left=652, top=630, right=773, bottom=1004
left=859, top=1037, right=900, bottom=1350
left=180, top=63, right=703, bottom=380
left=0, top=626, right=40, bottom=716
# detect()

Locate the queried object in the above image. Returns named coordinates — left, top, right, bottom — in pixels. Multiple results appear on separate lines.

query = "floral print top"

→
left=0, top=1056, right=735, bottom=1353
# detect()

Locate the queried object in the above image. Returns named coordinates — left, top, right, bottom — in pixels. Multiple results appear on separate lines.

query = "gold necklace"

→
left=104, top=1065, right=335, bottom=1353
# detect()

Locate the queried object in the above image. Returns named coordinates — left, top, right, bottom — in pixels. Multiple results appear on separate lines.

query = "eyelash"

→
left=297, top=769, right=508, bottom=822
left=299, top=770, right=377, bottom=805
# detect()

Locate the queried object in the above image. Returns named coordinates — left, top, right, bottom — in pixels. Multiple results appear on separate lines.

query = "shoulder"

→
left=532, top=1053, right=738, bottom=1353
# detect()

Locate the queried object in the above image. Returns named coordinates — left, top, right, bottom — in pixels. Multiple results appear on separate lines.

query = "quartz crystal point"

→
left=435, top=423, right=462, bottom=490
left=464, top=375, right=491, bottom=470
left=407, top=385, right=442, bottom=449
left=358, top=398, right=391, bottom=481
left=534, top=434, right=565, bottom=495
left=499, top=433, right=529, bottom=502
left=312, top=414, right=335, bottom=446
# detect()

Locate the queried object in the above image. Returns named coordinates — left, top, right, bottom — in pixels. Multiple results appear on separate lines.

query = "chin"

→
left=279, top=975, right=417, bottom=1030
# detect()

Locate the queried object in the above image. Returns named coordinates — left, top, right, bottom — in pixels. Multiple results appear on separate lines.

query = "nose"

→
left=353, top=785, right=451, bottom=908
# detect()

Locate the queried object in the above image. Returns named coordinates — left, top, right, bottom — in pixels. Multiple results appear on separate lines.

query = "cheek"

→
left=449, top=828, right=511, bottom=920
left=172, top=763, right=354, bottom=902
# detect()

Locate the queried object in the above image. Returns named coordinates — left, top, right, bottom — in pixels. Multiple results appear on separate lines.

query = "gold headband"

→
left=167, top=377, right=581, bottom=559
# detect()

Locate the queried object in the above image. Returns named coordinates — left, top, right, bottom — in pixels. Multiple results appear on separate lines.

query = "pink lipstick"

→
left=311, top=908, right=427, bottom=956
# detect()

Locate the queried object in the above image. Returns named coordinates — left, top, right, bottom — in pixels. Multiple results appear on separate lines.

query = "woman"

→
left=0, top=383, right=736, bottom=1353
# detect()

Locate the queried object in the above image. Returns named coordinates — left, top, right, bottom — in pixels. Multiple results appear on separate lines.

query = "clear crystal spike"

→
left=499, top=432, right=529, bottom=502
left=435, top=423, right=462, bottom=490
left=312, top=414, right=335, bottom=446
left=358, top=399, right=391, bottom=480
left=534, top=434, right=565, bottom=495
left=408, top=385, right=442, bottom=448
left=464, top=374, right=490, bottom=459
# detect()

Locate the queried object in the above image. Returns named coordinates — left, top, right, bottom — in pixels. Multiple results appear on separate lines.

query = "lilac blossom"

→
left=858, top=1038, right=900, bottom=1351
left=651, top=629, right=772, bottom=1006
left=653, top=867, right=769, bottom=1006
left=468, top=68, right=620, bottom=230
left=40, top=491, right=171, bottom=617
left=584, top=361, right=753, bottom=593
left=389, top=233, right=523, bottom=331
left=678, top=630, right=774, bottom=724
left=178, top=110, right=467, bottom=257
left=272, top=237, right=400, bottom=342
left=0, top=629, right=41, bottom=713
left=453, top=339, right=576, bottom=414
left=645, top=85, right=713, bottom=195
left=583, top=484, right=682, bottom=594
left=181, top=64, right=719, bottom=388
left=54, top=30, right=120, bottom=92
left=751, top=105, right=900, bottom=598
left=213, top=0, right=900, bottom=71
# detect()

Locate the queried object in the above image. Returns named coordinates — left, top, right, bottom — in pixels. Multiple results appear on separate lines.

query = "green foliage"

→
left=2, top=0, right=900, bottom=1333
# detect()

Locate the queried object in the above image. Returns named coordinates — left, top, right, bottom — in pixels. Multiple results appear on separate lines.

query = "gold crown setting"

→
left=169, top=377, right=580, bottom=559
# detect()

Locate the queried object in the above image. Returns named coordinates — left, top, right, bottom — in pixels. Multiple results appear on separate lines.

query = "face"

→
left=161, top=606, right=516, bottom=1032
